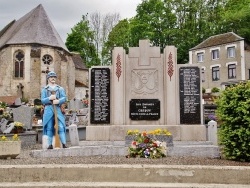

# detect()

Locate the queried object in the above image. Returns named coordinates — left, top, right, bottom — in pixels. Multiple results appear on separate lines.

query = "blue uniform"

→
left=41, top=85, right=67, bottom=146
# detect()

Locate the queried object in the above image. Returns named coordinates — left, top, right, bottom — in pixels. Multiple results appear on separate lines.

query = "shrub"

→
left=215, top=82, right=250, bottom=162
left=211, top=87, right=220, bottom=93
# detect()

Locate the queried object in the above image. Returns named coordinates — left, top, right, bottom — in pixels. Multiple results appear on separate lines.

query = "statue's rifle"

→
left=51, top=91, right=61, bottom=148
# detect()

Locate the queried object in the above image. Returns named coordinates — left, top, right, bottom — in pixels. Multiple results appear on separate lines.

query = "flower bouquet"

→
left=127, top=131, right=166, bottom=158
left=11, top=122, right=25, bottom=134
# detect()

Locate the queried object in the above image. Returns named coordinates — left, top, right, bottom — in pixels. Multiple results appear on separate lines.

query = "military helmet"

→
left=47, top=71, right=57, bottom=80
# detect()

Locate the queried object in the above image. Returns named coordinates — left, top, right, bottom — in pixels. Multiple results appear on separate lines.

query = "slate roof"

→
left=190, top=32, right=244, bottom=50
left=0, top=4, right=68, bottom=52
left=71, top=52, right=88, bottom=70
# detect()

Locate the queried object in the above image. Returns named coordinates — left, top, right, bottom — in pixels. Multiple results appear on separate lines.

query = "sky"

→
left=0, top=0, right=142, bottom=42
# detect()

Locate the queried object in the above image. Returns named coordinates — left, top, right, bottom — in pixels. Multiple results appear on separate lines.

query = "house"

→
left=0, top=4, right=88, bottom=101
left=189, top=32, right=250, bottom=92
left=72, top=52, right=89, bottom=99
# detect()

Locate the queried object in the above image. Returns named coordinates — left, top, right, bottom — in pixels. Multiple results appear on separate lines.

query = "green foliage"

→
left=215, top=82, right=250, bottom=161
left=102, top=19, right=130, bottom=65
left=66, top=15, right=101, bottom=68
left=211, top=87, right=220, bottom=93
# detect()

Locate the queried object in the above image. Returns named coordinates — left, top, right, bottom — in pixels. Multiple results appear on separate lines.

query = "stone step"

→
left=1, top=164, right=249, bottom=185
left=0, top=182, right=249, bottom=188
left=30, top=141, right=220, bottom=158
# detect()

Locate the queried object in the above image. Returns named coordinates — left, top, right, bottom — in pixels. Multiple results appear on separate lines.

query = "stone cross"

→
left=129, top=40, right=160, bottom=66
left=17, top=83, right=24, bottom=98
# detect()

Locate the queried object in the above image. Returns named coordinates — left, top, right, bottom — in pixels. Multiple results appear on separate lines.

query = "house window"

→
left=14, top=51, right=24, bottom=78
left=201, top=68, right=205, bottom=82
left=211, top=49, right=219, bottom=60
left=197, top=52, right=204, bottom=62
left=228, top=64, right=236, bottom=79
left=227, top=47, right=235, bottom=58
left=42, top=54, right=53, bottom=65
left=212, top=66, right=220, bottom=81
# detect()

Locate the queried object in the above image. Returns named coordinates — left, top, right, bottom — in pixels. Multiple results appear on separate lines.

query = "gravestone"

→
left=12, top=106, right=34, bottom=130
left=3, top=123, right=14, bottom=134
left=15, top=98, right=22, bottom=106
left=68, top=98, right=83, bottom=111
left=87, top=40, right=205, bottom=142
left=0, top=118, right=8, bottom=133
left=68, top=112, right=79, bottom=125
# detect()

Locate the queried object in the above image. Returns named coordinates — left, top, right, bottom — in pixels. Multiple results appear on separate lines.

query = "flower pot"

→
left=0, top=141, right=21, bottom=159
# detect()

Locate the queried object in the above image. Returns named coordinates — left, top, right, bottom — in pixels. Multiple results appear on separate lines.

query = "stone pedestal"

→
left=0, top=141, right=21, bottom=159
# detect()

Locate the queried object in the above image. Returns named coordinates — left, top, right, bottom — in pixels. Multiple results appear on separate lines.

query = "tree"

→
left=65, top=14, right=100, bottom=68
left=89, top=12, right=120, bottom=65
left=219, top=0, right=250, bottom=41
left=102, top=19, right=130, bottom=65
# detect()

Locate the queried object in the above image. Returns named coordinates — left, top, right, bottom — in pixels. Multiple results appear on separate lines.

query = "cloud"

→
left=0, top=0, right=141, bottom=42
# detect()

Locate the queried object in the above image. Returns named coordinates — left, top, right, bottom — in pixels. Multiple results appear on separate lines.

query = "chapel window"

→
left=14, top=50, right=24, bottom=78
left=42, top=54, right=53, bottom=65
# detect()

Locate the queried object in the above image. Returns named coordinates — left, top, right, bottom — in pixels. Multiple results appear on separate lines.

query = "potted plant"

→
left=0, top=134, right=21, bottom=159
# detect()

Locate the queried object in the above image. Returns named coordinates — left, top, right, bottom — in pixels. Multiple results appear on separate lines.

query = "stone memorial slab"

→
left=0, top=118, right=8, bottom=133
left=12, top=106, right=34, bottom=130
left=3, top=123, right=14, bottom=134
left=90, top=68, right=110, bottom=124
left=179, top=66, right=201, bottom=124
left=87, top=40, right=205, bottom=142
left=130, top=99, right=160, bottom=120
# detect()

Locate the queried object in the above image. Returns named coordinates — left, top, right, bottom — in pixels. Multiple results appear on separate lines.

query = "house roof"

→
left=75, top=80, right=88, bottom=87
left=71, top=52, right=88, bottom=70
left=0, top=4, right=68, bottom=52
left=190, top=32, right=244, bottom=50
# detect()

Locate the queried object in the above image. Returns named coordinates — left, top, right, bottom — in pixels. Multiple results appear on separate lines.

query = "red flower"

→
left=144, top=138, right=149, bottom=143
left=132, top=141, right=136, bottom=145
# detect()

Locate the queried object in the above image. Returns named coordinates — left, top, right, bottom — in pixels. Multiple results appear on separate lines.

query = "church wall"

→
left=0, top=47, right=12, bottom=96
left=0, top=45, right=76, bottom=101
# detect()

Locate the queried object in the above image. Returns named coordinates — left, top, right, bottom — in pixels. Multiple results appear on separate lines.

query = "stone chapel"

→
left=0, top=4, right=88, bottom=101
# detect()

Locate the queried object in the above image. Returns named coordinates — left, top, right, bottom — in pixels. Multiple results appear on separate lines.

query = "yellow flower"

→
left=14, top=122, right=23, bottom=127
left=0, top=135, right=8, bottom=141
left=12, top=134, right=19, bottom=141
left=127, top=129, right=139, bottom=135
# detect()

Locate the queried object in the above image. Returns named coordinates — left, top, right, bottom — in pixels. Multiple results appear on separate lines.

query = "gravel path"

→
left=0, top=144, right=250, bottom=166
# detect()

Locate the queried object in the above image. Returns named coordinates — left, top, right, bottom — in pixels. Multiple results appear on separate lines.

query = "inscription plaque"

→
left=179, top=67, right=201, bottom=124
left=90, top=68, right=110, bottom=124
left=130, top=99, right=160, bottom=120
